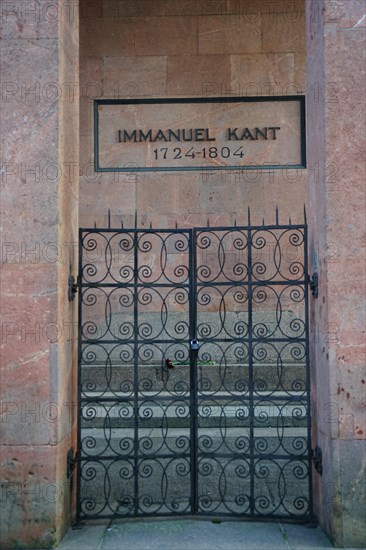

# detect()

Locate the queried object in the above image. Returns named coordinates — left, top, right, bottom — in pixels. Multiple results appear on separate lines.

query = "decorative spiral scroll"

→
left=78, top=225, right=310, bottom=520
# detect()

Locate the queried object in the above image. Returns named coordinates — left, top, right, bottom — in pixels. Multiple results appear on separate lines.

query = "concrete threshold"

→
left=56, top=518, right=343, bottom=550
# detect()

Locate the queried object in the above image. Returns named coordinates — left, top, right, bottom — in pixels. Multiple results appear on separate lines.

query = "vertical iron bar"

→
left=93, top=101, right=99, bottom=172
left=133, top=229, right=139, bottom=515
left=76, top=228, right=83, bottom=522
left=190, top=229, right=198, bottom=514
left=300, top=95, right=307, bottom=168
left=304, top=224, right=313, bottom=519
left=247, top=224, right=254, bottom=516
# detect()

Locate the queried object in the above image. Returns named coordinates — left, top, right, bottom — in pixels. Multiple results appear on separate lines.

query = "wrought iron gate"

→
left=77, top=219, right=312, bottom=521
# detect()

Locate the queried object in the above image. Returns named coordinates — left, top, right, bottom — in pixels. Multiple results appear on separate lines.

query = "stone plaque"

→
left=94, top=96, right=305, bottom=172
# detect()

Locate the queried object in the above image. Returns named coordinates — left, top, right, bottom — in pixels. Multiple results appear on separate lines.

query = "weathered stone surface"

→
left=323, top=29, right=366, bottom=175
left=0, top=0, right=60, bottom=40
left=80, top=57, right=103, bottom=135
left=0, top=445, right=58, bottom=549
left=0, top=1, right=79, bottom=548
left=135, top=16, right=198, bottom=55
left=227, top=0, right=305, bottom=15
left=0, top=263, right=57, bottom=361
left=90, top=0, right=166, bottom=19
left=262, top=169, right=308, bottom=219
left=198, top=15, right=262, bottom=54
left=79, top=175, right=137, bottom=227
left=1, top=38, right=59, bottom=160
left=103, top=56, right=167, bottom=98
left=0, top=37, right=59, bottom=245
left=323, top=0, right=366, bottom=28
left=80, top=18, right=134, bottom=57
left=230, top=53, right=296, bottom=95
left=1, top=352, right=54, bottom=445
left=306, top=0, right=366, bottom=547
left=166, top=1, right=208, bottom=16
left=262, top=13, right=306, bottom=53
left=336, top=439, right=366, bottom=546
left=294, top=52, right=307, bottom=91
left=167, top=55, right=230, bottom=96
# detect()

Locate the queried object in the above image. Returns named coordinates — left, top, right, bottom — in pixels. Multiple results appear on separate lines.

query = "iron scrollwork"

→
left=78, top=223, right=312, bottom=521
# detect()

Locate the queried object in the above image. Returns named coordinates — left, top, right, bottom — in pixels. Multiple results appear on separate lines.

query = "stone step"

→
left=80, top=363, right=308, bottom=393
left=80, top=426, right=309, bottom=457
left=80, top=399, right=308, bottom=429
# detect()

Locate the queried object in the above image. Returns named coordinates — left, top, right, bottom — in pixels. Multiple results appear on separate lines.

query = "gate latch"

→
left=190, top=339, right=200, bottom=351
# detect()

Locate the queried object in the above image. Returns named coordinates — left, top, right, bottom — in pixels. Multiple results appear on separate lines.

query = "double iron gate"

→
left=77, top=221, right=312, bottom=520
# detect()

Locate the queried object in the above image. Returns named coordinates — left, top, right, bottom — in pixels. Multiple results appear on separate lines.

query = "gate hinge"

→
left=309, top=273, right=318, bottom=299
left=67, top=447, right=77, bottom=478
left=311, top=445, right=323, bottom=475
left=68, top=274, right=78, bottom=302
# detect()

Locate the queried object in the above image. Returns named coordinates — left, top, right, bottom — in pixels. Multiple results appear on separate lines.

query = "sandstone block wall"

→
left=0, top=1, right=79, bottom=547
left=79, top=0, right=308, bottom=229
left=306, top=0, right=366, bottom=546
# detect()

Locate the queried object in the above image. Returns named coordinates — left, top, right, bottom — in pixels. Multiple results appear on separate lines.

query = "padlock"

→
left=190, top=339, right=200, bottom=351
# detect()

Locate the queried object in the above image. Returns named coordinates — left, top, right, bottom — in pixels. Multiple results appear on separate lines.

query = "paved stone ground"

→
left=55, top=519, right=354, bottom=550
